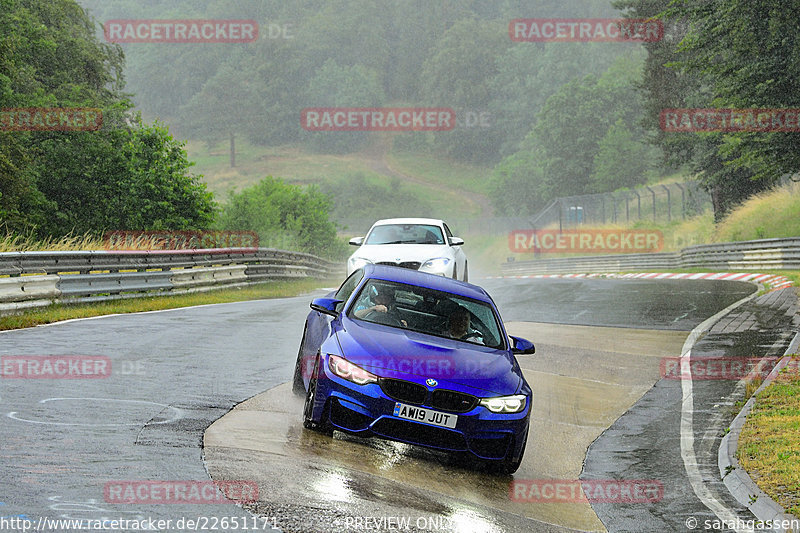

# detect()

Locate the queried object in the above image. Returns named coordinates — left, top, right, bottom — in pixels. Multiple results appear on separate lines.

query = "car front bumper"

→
left=309, top=358, right=530, bottom=462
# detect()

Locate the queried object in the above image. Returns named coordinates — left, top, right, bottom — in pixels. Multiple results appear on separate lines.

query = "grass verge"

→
left=0, top=278, right=339, bottom=331
left=736, top=355, right=800, bottom=518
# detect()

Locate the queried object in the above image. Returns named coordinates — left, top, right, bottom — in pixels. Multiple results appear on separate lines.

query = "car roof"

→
left=369, top=218, right=445, bottom=227
left=363, top=264, right=491, bottom=302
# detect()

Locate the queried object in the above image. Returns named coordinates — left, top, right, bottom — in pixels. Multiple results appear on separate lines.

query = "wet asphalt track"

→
left=0, top=277, right=792, bottom=532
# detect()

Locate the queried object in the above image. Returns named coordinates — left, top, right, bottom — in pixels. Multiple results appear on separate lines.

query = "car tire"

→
left=291, top=324, right=308, bottom=396
left=302, top=354, right=333, bottom=436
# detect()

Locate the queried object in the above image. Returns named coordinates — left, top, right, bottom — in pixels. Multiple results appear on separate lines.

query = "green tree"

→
left=34, top=118, right=216, bottom=235
left=489, top=52, right=659, bottom=213
left=418, top=18, right=510, bottom=163
left=1, top=0, right=217, bottom=236
left=179, top=62, right=261, bottom=167
left=615, top=0, right=787, bottom=219
left=489, top=152, right=548, bottom=216
left=319, top=173, right=433, bottom=225
left=302, top=59, right=385, bottom=153
left=217, top=177, right=344, bottom=258
left=591, top=119, right=655, bottom=192
left=488, top=42, right=628, bottom=158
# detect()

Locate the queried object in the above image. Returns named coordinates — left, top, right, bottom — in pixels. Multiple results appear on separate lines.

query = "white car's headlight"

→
left=479, top=394, right=527, bottom=414
left=420, top=257, right=451, bottom=272
left=349, top=257, right=373, bottom=270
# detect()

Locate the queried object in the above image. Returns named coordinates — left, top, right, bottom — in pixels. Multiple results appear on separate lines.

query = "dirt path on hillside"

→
left=362, top=135, right=493, bottom=218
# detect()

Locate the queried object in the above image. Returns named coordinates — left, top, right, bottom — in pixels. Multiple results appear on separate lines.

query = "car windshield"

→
left=348, top=279, right=505, bottom=349
left=364, top=224, right=445, bottom=245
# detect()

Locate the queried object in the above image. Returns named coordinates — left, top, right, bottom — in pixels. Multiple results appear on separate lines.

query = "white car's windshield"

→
left=364, top=224, right=445, bottom=245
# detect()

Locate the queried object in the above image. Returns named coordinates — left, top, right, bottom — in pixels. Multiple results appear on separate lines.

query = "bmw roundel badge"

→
left=426, top=378, right=438, bottom=387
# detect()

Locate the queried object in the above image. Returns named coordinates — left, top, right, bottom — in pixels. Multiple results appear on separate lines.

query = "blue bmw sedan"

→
left=292, top=264, right=535, bottom=474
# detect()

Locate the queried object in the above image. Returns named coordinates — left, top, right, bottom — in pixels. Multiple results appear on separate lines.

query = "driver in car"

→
left=354, top=287, right=407, bottom=327
left=448, top=306, right=483, bottom=344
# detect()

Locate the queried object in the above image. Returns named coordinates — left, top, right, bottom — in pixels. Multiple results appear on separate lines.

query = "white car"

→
left=346, top=218, right=468, bottom=281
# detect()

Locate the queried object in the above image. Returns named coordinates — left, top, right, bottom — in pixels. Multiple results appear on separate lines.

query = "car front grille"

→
left=430, top=389, right=479, bottom=413
left=381, top=378, right=479, bottom=413
left=376, top=261, right=421, bottom=270
left=379, top=378, right=427, bottom=404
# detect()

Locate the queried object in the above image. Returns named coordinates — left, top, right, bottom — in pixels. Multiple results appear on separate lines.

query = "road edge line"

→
left=678, top=289, right=762, bottom=532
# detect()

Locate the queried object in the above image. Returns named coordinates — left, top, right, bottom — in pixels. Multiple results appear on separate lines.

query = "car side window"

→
left=335, top=269, right=364, bottom=312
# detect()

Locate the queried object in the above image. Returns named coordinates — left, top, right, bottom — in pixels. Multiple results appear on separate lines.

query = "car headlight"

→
left=348, top=257, right=373, bottom=270
left=328, top=354, right=378, bottom=385
left=479, top=394, right=527, bottom=413
left=421, top=257, right=451, bottom=272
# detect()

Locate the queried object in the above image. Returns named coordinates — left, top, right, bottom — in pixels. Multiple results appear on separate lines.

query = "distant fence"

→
left=501, top=237, right=800, bottom=275
left=532, top=181, right=711, bottom=230
left=334, top=181, right=711, bottom=237
left=0, top=248, right=343, bottom=315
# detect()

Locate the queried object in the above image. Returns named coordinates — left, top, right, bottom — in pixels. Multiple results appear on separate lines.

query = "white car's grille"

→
left=376, top=261, right=421, bottom=270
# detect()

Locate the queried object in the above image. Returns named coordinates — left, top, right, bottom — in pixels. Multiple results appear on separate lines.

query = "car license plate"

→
left=393, top=402, right=457, bottom=429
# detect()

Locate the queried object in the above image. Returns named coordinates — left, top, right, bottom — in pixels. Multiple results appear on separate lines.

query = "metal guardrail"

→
left=501, top=237, right=800, bottom=275
left=0, top=248, right=343, bottom=314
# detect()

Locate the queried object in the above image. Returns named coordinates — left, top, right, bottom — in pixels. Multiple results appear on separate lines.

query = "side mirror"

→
left=510, top=336, right=535, bottom=355
left=449, top=236, right=464, bottom=246
left=349, top=237, right=364, bottom=246
left=310, top=297, right=343, bottom=317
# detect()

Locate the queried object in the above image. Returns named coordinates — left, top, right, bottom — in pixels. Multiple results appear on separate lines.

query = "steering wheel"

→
left=460, top=330, right=484, bottom=343
left=364, top=309, right=404, bottom=327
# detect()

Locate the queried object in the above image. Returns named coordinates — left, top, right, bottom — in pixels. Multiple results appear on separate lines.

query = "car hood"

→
left=336, top=319, right=521, bottom=396
left=351, top=244, right=452, bottom=264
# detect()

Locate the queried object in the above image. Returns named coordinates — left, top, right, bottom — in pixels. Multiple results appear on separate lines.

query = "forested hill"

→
left=76, top=0, right=654, bottom=212
left=4, top=0, right=797, bottom=244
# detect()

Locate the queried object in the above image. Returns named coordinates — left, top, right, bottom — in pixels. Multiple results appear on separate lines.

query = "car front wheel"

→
left=292, top=324, right=308, bottom=396
left=302, top=355, right=332, bottom=436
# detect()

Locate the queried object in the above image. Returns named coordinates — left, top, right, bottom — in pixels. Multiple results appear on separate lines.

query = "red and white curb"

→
left=485, top=272, right=794, bottom=291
